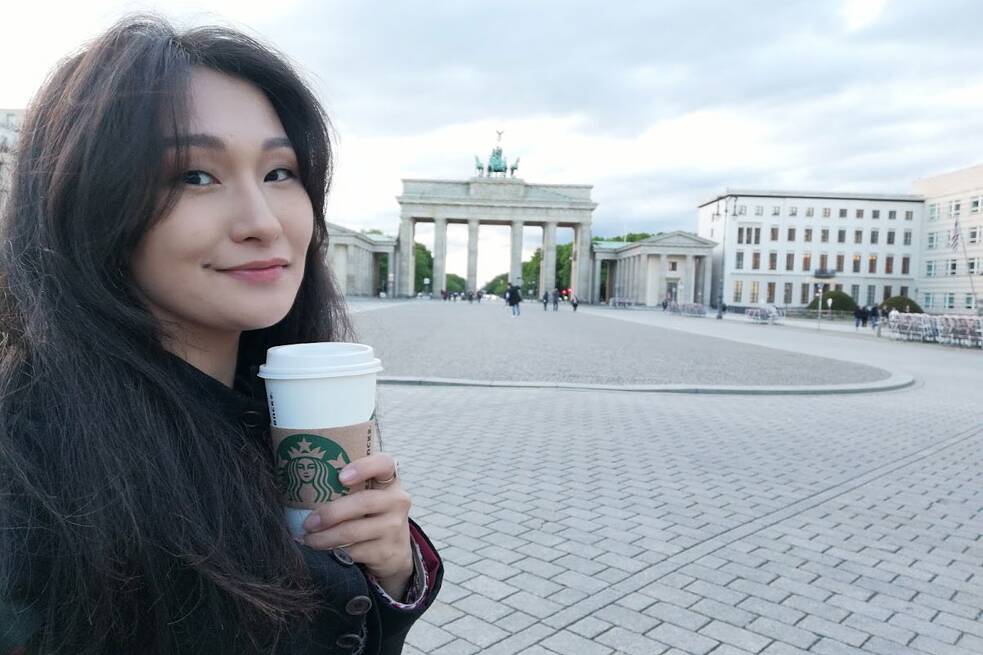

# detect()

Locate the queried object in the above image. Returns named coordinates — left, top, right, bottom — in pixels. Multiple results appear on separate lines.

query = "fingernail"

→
left=339, top=467, right=356, bottom=484
left=303, top=513, right=321, bottom=532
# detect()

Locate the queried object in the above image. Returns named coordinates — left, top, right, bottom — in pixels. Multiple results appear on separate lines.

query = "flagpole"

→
left=953, top=218, right=981, bottom=316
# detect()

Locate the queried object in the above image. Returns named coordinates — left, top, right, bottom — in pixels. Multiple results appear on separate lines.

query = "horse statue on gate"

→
left=509, top=157, right=520, bottom=177
left=486, top=145, right=507, bottom=177
left=474, top=156, right=485, bottom=177
left=473, top=131, right=520, bottom=178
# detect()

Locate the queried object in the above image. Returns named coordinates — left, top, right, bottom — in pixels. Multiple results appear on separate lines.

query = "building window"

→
left=737, top=227, right=744, bottom=244
left=838, top=208, right=846, bottom=218
left=872, top=210, right=880, bottom=219
left=752, top=252, right=761, bottom=270
left=927, top=232, right=936, bottom=249
left=834, top=283, right=843, bottom=292
left=766, top=282, right=776, bottom=303
left=945, top=293, right=955, bottom=310
left=966, top=294, right=976, bottom=310
left=786, top=253, right=794, bottom=271
left=750, top=281, right=760, bottom=303
left=802, top=253, right=812, bottom=271
left=735, top=252, right=744, bottom=270
left=889, top=210, right=897, bottom=220
left=925, top=260, right=935, bottom=277
left=822, top=208, right=830, bottom=217
left=738, top=205, right=747, bottom=215
left=806, top=207, right=815, bottom=217
left=903, top=230, right=912, bottom=246
left=902, top=256, right=910, bottom=275
left=784, top=282, right=793, bottom=304
left=854, top=229, right=863, bottom=244
left=867, top=285, right=876, bottom=306
left=947, top=259, right=958, bottom=276
left=837, top=229, right=846, bottom=243
left=836, top=254, right=844, bottom=272
left=804, top=228, right=813, bottom=242
left=819, top=254, right=829, bottom=271
left=948, top=200, right=961, bottom=217
left=770, top=226, right=779, bottom=241
left=886, top=230, right=895, bottom=245
left=884, top=285, right=892, bottom=301
left=905, top=210, right=913, bottom=220
left=733, top=281, right=743, bottom=303
left=868, top=255, right=877, bottom=274
left=856, top=209, right=864, bottom=219
left=969, top=227, right=979, bottom=244
left=885, top=256, right=894, bottom=274
left=900, top=286, right=908, bottom=298
left=768, top=252, right=777, bottom=270
left=923, top=292, right=933, bottom=309
left=821, top=228, right=829, bottom=243
left=970, top=258, right=979, bottom=275
left=870, top=229, right=879, bottom=245
left=787, top=227, right=796, bottom=241
left=670, top=261, right=678, bottom=271
left=789, top=206, right=798, bottom=217
left=853, top=255, right=861, bottom=273
left=929, top=203, right=939, bottom=221
left=772, top=206, right=781, bottom=216
left=801, top=283, right=810, bottom=304
left=753, top=227, right=761, bottom=244
left=755, top=205, right=764, bottom=216
left=971, top=196, right=981, bottom=213
left=851, top=284, right=860, bottom=302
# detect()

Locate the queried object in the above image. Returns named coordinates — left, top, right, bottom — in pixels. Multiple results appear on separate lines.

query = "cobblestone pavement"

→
left=351, top=301, right=889, bottom=386
left=359, top=301, right=983, bottom=655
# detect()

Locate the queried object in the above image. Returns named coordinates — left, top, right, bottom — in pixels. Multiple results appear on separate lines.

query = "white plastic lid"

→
left=258, top=342, right=383, bottom=380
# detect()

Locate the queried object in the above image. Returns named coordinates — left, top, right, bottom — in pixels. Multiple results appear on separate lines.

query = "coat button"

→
left=336, top=633, right=363, bottom=649
left=239, top=410, right=264, bottom=429
left=345, top=595, right=372, bottom=616
left=332, top=548, right=354, bottom=566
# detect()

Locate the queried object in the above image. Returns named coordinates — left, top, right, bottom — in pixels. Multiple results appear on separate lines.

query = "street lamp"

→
left=714, top=198, right=730, bottom=319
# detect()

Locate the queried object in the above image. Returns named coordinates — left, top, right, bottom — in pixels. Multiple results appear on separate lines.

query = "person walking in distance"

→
left=570, top=294, right=579, bottom=312
left=507, top=283, right=522, bottom=317
left=551, top=288, right=560, bottom=311
left=542, top=291, right=549, bottom=311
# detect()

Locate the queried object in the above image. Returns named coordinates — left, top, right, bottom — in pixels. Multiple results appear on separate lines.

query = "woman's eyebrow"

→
left=164, top=134, right=294, bottom=151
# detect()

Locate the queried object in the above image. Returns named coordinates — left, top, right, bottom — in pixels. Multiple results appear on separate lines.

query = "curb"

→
left=378, top=372, right=915, bottom=395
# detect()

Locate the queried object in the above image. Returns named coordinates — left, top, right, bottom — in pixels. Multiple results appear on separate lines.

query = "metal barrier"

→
left=887, top=313, right=982, bottom=348
left=745, top=306, right=785, bottom=325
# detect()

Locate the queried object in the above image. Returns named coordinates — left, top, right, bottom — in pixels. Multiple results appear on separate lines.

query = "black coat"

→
left=1, top=354, right=442, bottom=655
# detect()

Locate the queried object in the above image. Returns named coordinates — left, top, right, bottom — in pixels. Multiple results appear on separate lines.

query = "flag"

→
left=950, top=216, right=961, bottom=251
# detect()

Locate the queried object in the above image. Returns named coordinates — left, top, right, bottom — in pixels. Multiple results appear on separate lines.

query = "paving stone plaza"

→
left=352, top=300, right=982, bottom=655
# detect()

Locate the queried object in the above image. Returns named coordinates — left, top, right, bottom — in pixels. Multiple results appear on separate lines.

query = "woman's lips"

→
left=221, top=265, right=285, bottom=283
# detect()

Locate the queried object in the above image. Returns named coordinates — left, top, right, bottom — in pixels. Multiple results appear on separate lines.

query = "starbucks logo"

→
left=276, top=433, right=351, bottom=504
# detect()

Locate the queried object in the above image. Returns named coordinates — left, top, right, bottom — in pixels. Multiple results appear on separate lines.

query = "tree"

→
left=446, top=273, right=466, bottom=293
left=881, top=295, right=924, bottom=313
left=806, top=289, right=857, bottom=311
left=483, top=273, right=509, bottom=295
left=555, top=242, right=572, bottom=290
left=593, top=232, right=655, bottom=243
left=413, top=242, right=432, bottom=294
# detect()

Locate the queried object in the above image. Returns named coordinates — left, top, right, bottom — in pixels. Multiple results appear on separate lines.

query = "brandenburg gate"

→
left=394, top=141, right=597, bottom=298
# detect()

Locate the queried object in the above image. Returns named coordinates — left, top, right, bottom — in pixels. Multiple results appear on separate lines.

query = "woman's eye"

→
left=182, top=170, right=216, bottom=186
left=265, top=168, right=296, bottom=183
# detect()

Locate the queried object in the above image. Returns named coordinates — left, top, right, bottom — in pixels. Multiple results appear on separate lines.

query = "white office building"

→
left=912, top=164, right=983, bottom=314
left=698, top=190, right=923, bottom=310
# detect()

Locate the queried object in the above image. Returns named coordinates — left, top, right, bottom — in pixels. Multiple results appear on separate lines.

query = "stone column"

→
left=540, top=222, right=557, bottom=294
left=702, top=256, right=712, bottom=306
left=627, top=256, right=635, bottom=302
left=432, top=217, right=448, bottom=296
left=686, top=254, right=695, bottom=303
left=510, top=220, right=524, bottom=285
left=397, top=217, right=415, bottom=297
left=573, top=224, right=592, bottom=300
left=466, top=219, right=479, bottom=292
left=592, top=257, right=603, bottom=303
left=652, top=254, right=664, bottom=304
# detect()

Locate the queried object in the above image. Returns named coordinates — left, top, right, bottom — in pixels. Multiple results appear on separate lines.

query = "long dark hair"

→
left=0, top=15, right=352, bottom=653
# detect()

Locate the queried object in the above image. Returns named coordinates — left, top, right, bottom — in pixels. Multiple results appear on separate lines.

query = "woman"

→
left=0, top=15, right=441, bottom=655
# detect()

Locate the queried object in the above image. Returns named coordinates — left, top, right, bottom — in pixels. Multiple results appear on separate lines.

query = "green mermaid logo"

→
left=276, top=434, right=350, bottom=504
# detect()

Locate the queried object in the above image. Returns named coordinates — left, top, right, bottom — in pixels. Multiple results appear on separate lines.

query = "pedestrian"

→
left=551, top=288, right=559, bottom=311
left=861, top=306, right=869, bottom=327
left=853, top=306, right=863, bottom=329
left=0, top=16, right=442, bottom=654
left=542, top=291, right=549, bottom=311
left=507, top=283, right=522, bottom=317
left=870, top=305, right=879, bottom=329
left=570, top=294, right=579, bottom=312
left=721, top=302, right=728, bottom=314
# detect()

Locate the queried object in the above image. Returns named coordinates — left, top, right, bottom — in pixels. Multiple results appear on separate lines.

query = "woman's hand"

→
left=302, top=454, right=414, bottom=598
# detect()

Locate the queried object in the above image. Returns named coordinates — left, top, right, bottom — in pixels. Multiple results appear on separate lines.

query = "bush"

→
left=881, top=296, right=923, bottom=313
left=806, top=289, right=857, bottom=311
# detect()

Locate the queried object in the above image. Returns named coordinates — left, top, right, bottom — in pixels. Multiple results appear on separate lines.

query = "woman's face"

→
left=132, top=68, right=314, bottom=341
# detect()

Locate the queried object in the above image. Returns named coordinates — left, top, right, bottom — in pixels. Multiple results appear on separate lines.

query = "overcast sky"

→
left=3, top=0, right=982, bottom=286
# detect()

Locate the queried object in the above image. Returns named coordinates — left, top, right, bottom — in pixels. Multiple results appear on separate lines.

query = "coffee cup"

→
left=258, top=342, right=383, bottom=539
